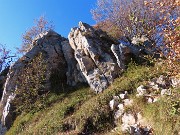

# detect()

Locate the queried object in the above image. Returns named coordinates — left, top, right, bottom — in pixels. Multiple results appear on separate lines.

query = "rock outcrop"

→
left=109, top=91, right=153, bottom=135
left=0, top=22, right=141, bottom=133
left=0, top=30, right=69, bottom=130
left=68, top=22, right=122, bottom=92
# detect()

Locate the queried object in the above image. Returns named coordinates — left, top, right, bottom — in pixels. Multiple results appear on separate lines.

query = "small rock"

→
left=114, top=104, right=124, bottom=119
left=148, top=81, right=155, bottom=86
left=151, top=84, right=159, bottom=90
left=122, top=113, right=136, bottom=125
left=148, top=81, right=159, bottom=90
left=156, top=75, right=166, bottom=87
left=119, top=91, right=128, bottom=99
left=121, top=124, right=129, bottom=132
left=147, top=97, right=153, bottom=103
left=144, top=126, right=150, bottom=132
left=109, top=96, right=119, bottom=110
left=118, top=103, right=124, bottom=110
left=161, top=89, right=171, bottom=96
left=123, top=99, right=133, bottom=106
left=153, top=97, right=159, bottom=102
left=136, top=85, right=147, bottom=96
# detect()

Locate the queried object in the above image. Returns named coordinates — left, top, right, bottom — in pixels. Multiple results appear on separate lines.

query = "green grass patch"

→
left=6, top=85, right=95, bottom=135
left=142, top=87, right=180, bottom=135
left=7, top=62, right=164, bottom=135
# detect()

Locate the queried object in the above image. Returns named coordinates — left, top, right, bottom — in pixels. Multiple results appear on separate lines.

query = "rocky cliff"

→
left=68, top=22, right=125, bottom=92
left=0, top=22, right=154, bottom=134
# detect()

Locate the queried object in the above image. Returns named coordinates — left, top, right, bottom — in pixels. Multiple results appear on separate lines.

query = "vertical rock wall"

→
left=68, top=22, right=122, bottom=92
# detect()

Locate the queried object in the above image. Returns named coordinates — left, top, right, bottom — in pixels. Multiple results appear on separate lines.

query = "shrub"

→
left=92, top=0, right=180, bottom=74
left=14, top=52, right=49, bottom=113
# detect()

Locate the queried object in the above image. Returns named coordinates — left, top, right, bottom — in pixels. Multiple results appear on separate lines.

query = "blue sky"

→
left=0, top=0, right=97, bottom=52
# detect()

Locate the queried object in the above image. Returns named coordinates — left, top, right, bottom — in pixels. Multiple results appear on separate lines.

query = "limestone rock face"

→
left=68, top=22, right=121, bottom=92
left=0, top=30, right=68, bottom=129
left=111, top=43, right=131, bottom=69
left=61, top=40, right=86, bottom=86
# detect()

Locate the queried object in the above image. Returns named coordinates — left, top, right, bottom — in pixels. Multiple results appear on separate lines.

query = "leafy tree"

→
left=92, top=0, right=179, bottom=43
left=92, top=0, right=179, bottom=74
left=144, top=0, right=180, bottom=74
left=91, top=0, right=158, bottom=40
left=145, top=0, right=180, bottom=59
left=18, top=16, right=54, bottom=54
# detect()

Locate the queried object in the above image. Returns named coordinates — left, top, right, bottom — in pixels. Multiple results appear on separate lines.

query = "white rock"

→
left=153, top=97, right=159, bottom=102
left=156, top=75, right=166, bottom=86
left=136, top=85, right=147, bottom=96
left=111, top=44, right=125, bottom=69
left=161, top=89, right=171, bottom=96
left=147, top=97, right=153, bottom=103
left=114, top=104, right=124, bottom=119
left=148, top=81, right=159, bottom=90
left=119, top=91, right=128, bottom=99
left=124, top=99, right=133, bottom=106
left=118, top=103, right=124, bottom=110
left=122, top=113, right=136, bottom=125
left=109, top=96, right=119, bottom=110
left=114, top=103, right=125, bottom=119
left=69, top=22, right=121, bottom=92
left=0, top=31, right=70, bottom=129
left=151, top=84, right=159, bottom=90
left=114, top=110, right=124, bottom=119
left=148, top=81, right=155, bottom=86
left=121, top=124, right=130, bottom=132
left=109, top=99, right=115, bottom=110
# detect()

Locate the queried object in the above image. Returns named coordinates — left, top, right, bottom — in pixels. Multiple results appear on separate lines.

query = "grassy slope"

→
left=6, top=62, right=180, bottom=135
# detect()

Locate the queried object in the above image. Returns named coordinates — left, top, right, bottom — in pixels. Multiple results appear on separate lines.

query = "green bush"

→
left=14, top=52, right=49, bottom=113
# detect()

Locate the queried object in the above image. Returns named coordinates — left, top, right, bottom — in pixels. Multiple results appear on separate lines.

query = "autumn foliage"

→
left=18, top=16, right=54, bottom=54
left=92, top=0, right=180, bottom=73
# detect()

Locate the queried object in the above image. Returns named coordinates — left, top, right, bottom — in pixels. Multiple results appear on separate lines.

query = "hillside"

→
left=6, top=62, right=180, bottom=135
left=0, top=21, right=179, bottom=135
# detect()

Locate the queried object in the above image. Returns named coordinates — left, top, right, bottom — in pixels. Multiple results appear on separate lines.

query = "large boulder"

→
left=68, top=22, right=122, bottom=92
left=0, top=30, right=69, bottom=129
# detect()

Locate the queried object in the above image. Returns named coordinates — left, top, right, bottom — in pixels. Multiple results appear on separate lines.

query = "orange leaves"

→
left=144, top=1, right=149, bottom=6
left=144, top=0, right=180, bottom=73
left=175, top=0, right=180, bottom=6
left=175, top=17, right=180, bottom=23
left=159, top=2, right=164, bottom=7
